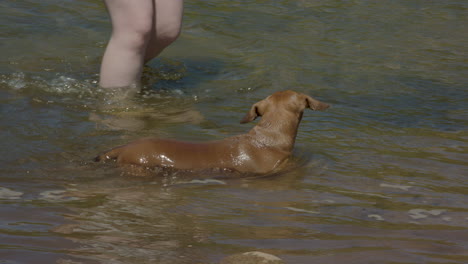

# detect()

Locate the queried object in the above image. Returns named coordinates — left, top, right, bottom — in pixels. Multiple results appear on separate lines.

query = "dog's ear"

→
left=305, top=95, right=330, bottom=111
left=240, top=100, right=266, bottom=124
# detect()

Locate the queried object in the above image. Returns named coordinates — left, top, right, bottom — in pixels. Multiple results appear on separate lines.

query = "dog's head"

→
left=240, top=90, right=329, bottom=124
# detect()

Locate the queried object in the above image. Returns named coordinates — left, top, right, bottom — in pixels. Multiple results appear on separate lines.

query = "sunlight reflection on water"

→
left=1, top=0, right=467, bottom=263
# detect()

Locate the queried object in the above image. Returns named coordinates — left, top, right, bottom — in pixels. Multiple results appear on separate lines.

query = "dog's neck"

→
left=247, top=111, right=303, bottom=153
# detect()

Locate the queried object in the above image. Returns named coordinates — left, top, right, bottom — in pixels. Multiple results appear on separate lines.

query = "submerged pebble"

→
left=220, top=251, right=284, bottom=264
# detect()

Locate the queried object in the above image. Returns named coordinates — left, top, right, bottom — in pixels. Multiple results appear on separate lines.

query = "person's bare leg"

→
left=144, top=0, right=184, bottom=63
left=100, top=0, right=154, bottom=89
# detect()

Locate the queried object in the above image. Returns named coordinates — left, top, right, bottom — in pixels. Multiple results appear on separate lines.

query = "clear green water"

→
left=1, top=1, right=467, bottom=263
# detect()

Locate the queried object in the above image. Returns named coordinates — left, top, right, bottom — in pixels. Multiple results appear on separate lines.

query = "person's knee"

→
left=112, top=18, right=153, bottom=51
left=156, top=24, right=182, bottom=47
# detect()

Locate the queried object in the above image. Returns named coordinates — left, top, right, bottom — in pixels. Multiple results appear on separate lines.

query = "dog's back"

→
left=95, top=90, right=329, bottom=174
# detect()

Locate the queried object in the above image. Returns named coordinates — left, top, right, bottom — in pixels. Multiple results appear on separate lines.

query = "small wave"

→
left=408, top=208, right=446, bottom=220
left=177, top=179, right=227, bottom=185
left=368, top=214, right=385, bottom=221
left=380, top=183, right=412, bottom=191
left=0, top=70, right=199, bottom=114
left=0, top=187, right=23, bottom=200
left=285, top=206, right=319, bottom=214
left=39, top=190, right=80, bottom=202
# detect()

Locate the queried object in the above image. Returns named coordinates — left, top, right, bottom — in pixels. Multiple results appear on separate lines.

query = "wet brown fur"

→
left=95, top=90, right=329, bottom=174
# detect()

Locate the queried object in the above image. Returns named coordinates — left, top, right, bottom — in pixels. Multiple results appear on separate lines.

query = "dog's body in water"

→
left=95, top=90, right=329, bottom=174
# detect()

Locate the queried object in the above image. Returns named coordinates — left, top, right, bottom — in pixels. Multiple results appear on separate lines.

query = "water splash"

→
left=1, top=72, right=99, bottom=96
left=3, top=72, right=27, bottom=90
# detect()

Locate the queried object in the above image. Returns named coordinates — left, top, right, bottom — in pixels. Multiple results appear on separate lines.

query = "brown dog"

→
left=95, top=90, right=329, bottom=174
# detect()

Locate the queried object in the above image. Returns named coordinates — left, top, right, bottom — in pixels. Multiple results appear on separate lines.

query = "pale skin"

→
left=99, top=0, right=184, bottom=89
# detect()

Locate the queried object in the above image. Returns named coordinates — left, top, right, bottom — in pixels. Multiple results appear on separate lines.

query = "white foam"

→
left=408, top=209, right=446, bottom=219
left=5, top=72, right=26, bottom=90
left=368, top=214, right=385, bottom=221
left=188, top=179, right=227, bottom=185
left=39, top=190, right=79, bottom=202
left=285, top=206, right=319, bottom=214
left=0, top=187, right=23, bottom=199
left=380, top=183, right=412, bottom=191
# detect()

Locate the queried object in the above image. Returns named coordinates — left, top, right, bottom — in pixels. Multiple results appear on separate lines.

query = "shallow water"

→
left=1, top=0, right=467, bottom=263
